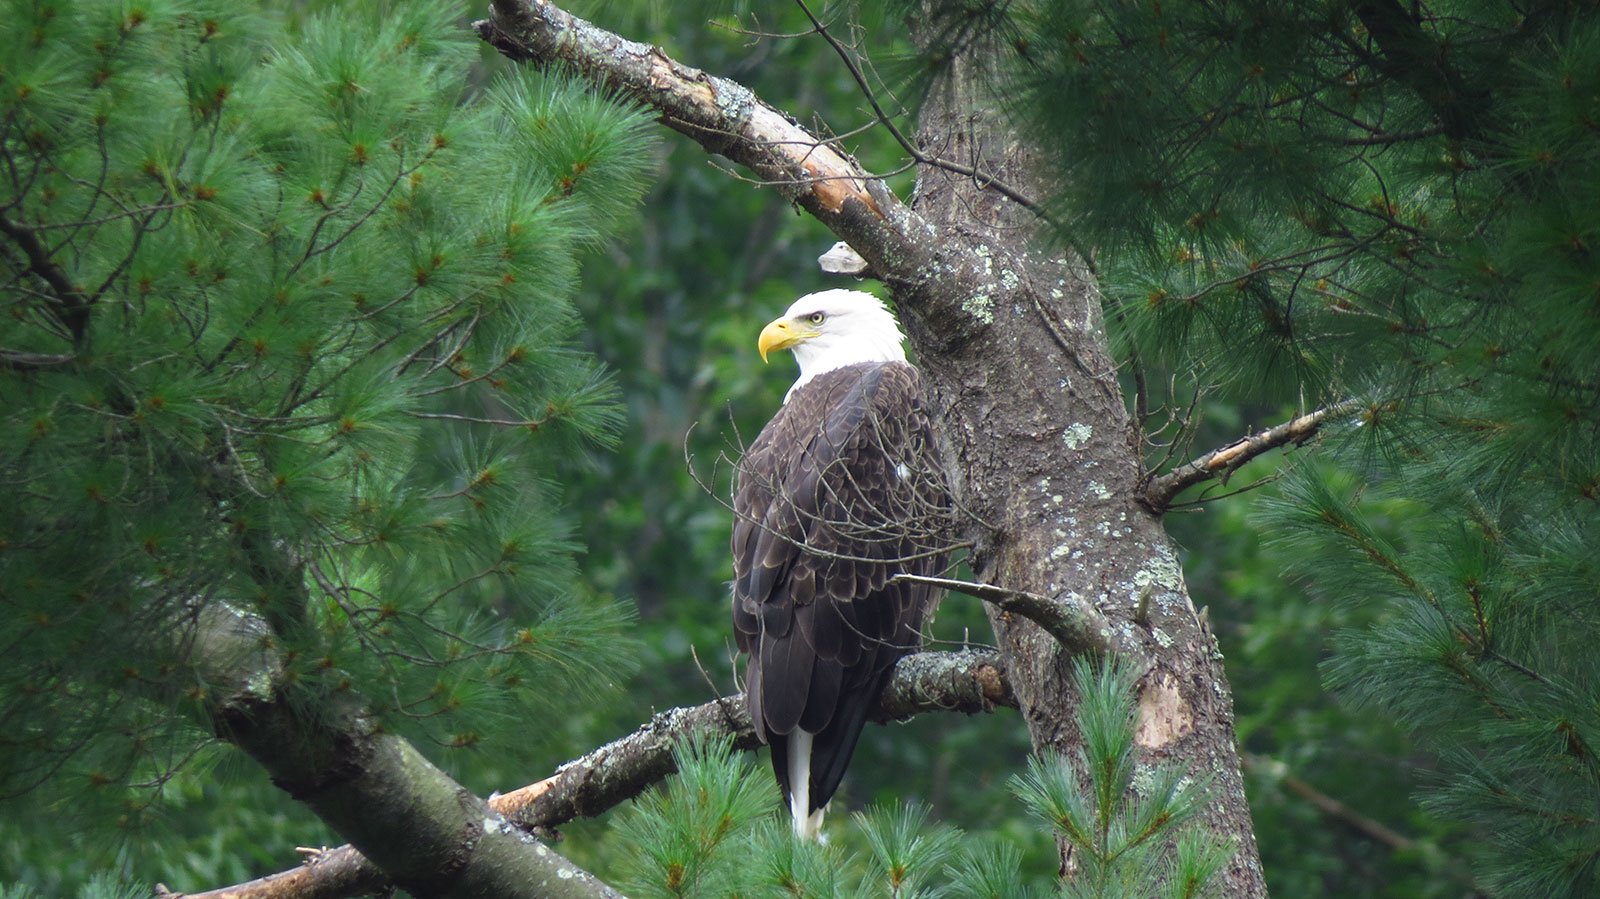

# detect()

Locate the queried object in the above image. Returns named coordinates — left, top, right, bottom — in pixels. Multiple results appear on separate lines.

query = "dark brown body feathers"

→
left=732, top=361, right=949, bottom=815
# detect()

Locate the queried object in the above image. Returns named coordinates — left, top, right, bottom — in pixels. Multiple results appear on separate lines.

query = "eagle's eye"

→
left=807, top=312, right=825, bottom=325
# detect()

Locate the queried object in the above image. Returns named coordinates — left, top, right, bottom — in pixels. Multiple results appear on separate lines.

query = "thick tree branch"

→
left=156, top=604, right=620, bottom=899
left=171, top=650, right=1013, bottom=899
left=0, top=215, right=92, bottom=342
left=1142, top=400, right=1359, bottom=513
left=891, top=573, right=1109, bottom=656
left=476, top=3, right=1269, bottom=891
left=474, top=0, right=994, bottom=341
left=1350, top=0, right=1487, bottom=141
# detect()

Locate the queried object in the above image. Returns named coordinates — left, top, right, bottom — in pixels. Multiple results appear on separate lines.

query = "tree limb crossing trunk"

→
left=176, top=650, right=1014, bottom=899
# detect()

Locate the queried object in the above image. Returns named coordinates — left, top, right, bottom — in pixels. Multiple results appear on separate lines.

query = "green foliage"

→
left=613, top=733, right=779, bottom=897
left=939, top=840, right=1044, bottom=899
left=1259, top=452, right=1600, bottom=898
left=855, top=803, right=961, bottom=898
left=0, top=0, right=654, bottom=886
left=1167, top=450, right=1468, bottom=898
left=1010, top=659, right=1231, bottom=899
left=0, top=874, right=150, bottom=899
left=619, top=665, right=1229, bottom=898
left=549, top=0, right=1025, bottom=867
left=9, top=1, right=1594, bottom=896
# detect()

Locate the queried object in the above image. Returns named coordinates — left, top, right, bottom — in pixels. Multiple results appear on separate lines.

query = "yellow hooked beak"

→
left=757, top=317, right=819, bottom=363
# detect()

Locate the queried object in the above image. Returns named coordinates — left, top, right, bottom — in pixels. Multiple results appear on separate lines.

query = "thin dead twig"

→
left=1143, top=399, right=1361, bottom=513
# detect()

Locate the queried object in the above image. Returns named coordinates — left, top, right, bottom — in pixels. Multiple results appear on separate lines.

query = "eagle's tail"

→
left=785, top=730, right=827, bottom=839
left=772, top=667, right=896, bottom=842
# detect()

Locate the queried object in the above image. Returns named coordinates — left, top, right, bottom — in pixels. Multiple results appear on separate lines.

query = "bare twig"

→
left=791, top=0, right=1045, bottom=216
left=1241, top=751, right=1475, bottom=889
left=0, top=348, right=74, bottom=369
left=1142, top=400, right=1361, bottom=513
left=891, top=573, right=1109, bottom=656
left=168, top=650, right=1013, bottom=899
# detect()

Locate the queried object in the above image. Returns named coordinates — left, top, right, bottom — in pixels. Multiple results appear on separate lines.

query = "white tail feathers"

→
left=786, top=731, right=827, bottom=841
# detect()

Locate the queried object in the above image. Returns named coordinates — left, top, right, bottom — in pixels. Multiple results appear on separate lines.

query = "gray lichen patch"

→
left=964, top=291, right=994, bottom=324
left=1131, top=546, right=1184, bottom=593
left=708, top=76, right=754, bottom=121
left=1062, top=422, right=1092, bottom=450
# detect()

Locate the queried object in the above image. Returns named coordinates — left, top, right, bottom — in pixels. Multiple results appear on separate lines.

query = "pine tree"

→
left=909, top=1, right=1600, bottom=894
left=15, top=0, right=1597, bottom=894
left=1, top=0, right=652, bottom=888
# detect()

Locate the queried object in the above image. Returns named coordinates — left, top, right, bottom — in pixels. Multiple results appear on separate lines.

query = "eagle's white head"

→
left=758, top=289, right=908, bottom=402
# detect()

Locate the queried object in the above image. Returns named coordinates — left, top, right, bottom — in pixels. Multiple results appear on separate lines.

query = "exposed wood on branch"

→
left=169, top=650, right=1013, bottom=899
left=1142, top=400, right=1359, bottom=513
left=474, top=0, right=992, bottom=340
left=474, top=2, right=1269, bottom=891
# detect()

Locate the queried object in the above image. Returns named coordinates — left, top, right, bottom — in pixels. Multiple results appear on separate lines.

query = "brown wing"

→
left=731, top=361, right=949, bottom=813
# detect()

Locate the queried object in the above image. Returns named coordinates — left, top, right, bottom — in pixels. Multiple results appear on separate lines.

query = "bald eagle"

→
left=732, top=289, right=949, bottom=840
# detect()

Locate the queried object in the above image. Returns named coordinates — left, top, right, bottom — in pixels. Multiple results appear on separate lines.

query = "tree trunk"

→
left=902, top=30, right=1266, bottom=898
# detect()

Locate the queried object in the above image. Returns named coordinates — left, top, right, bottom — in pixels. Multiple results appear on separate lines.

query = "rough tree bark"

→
left=159, top=605, right=621, bottom=899
left=903, top=25, right=1267, bottom=896
left=478, top=1, right=1270, bottom=894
